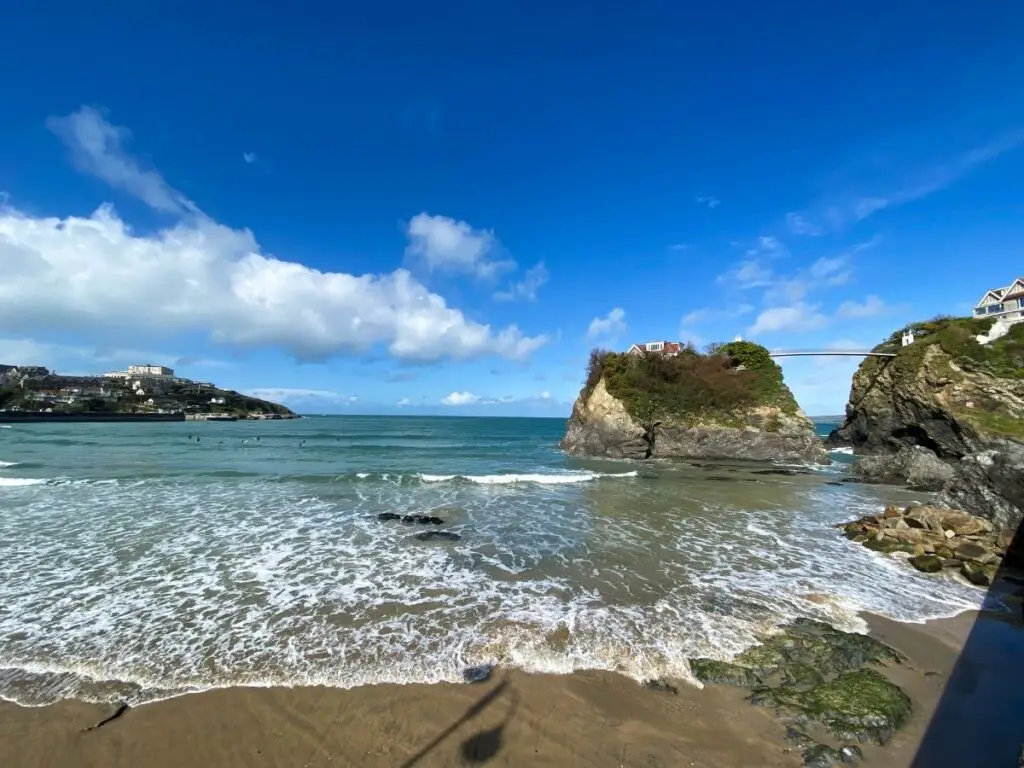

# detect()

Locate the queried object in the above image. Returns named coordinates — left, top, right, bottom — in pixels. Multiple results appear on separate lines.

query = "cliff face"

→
left=830, top=319, right=1024, bottom=456
left=562, top=344, right=828, bottom=464
left=831, top=317, right=1024, bottom=527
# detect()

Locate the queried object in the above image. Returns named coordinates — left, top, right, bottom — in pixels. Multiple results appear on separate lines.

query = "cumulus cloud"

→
left=749, top=303, right=829, bottom=334
left=243, top=152, right=257, bottom=164
left=396, top=397, right=411, bottom=407
left=586, top=308, right=627, bottom=339
left=494, top=261, right=549, bottom=302
left=836, top=295, right=888, bottom=319
left=405, top=213, right=514, bottom=279
left=6, top=108, right=548, bottom=365
left=441, top=391, right=480, bottom=406
left=695, top=196, right=721, bottom=209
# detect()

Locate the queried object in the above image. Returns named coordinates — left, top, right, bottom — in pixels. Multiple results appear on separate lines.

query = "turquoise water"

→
left=0, top=416, right=980, bottom=706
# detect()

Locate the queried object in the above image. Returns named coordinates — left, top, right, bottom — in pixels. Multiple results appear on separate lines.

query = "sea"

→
left=0, top=416, right=983, bottom=707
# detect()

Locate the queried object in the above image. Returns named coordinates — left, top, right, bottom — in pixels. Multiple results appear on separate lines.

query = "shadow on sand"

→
left=399, top=674, right=519, bottom=767
left=910, top=522, right=1024, bottom=767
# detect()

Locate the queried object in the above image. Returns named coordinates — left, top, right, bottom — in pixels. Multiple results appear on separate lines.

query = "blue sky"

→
left=1, top=2, right=1022, bottom=416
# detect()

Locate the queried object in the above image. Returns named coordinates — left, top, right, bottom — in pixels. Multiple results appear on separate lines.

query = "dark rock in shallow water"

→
left=642, top=678, right=678, bottom=695
left=414, top=530, right=461, bottom=542
left=462, top=663, right=493, bottom=683
left=909, top=554, right=943, bottom=573
left=403, top=514, right=444, bottom=525
left=753, top=468, right=808, bottom=476
left=377, top=512, right=444, bottom=525
left=689, top=659, right=761, bottom=687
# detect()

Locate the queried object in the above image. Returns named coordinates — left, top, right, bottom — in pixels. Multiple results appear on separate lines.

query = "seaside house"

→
left=626, top=340, right=684, bottom=356
left=973, top=277, right=1024, bottom=344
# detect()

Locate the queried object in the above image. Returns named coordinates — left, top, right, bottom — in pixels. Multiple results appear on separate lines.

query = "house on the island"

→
left=626, top=340, right=684, bottom=357
left=973, top=277, right=1024, bottom=344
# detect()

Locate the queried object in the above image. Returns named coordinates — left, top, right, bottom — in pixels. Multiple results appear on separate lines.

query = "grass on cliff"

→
left=584, top=341, right=799, bottom=425
left=867, top=316, right=1024, bottom=380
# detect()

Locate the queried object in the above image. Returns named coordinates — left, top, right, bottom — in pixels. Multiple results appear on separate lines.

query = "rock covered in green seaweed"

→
left=689, top=618, right=910, bottom=765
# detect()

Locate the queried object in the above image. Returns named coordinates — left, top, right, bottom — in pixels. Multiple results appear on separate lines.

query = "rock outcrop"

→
left=830, top=318, right=1024, bottom=527
left=840, top=504, right=1014, bottom=586
left=562, top=344, right=827, bottom=464
left=851, top=445, right=955, bottom=491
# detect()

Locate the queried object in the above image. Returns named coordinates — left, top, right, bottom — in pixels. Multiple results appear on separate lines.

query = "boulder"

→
left=954, top=541, right=989, bottom=563
left=937, top=448, right=1024, bottom=530
left=961, top=561, right=997, bottom=587
left=909, top=554, right=943, bottom=573
left=852, top=446, right=955, bottom=491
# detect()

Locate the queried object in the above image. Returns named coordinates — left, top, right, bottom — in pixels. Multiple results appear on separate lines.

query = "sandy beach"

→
left=2, top=608, right=1019, bottom=768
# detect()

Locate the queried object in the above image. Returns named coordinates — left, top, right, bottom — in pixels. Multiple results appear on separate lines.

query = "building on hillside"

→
left=626, top=341, right=684, bottom=356
left=105, top=364, right=175, bottom=379
left=973, top=277, right=1024, bottom=345
left=974, top=278, right=1024, bottom=319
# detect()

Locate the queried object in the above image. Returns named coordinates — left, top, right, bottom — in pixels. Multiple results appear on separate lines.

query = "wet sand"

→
left=0, top=609, right=1018, bottom=768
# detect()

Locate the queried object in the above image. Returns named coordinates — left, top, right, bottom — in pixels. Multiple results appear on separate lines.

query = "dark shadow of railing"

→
left=910, top=523, right=1024, bottom=767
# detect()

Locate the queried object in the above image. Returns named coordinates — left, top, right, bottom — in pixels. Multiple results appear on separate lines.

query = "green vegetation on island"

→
left=584, top=340, right=799, bottom=425
left=856, top=316, right=1024, bottom=441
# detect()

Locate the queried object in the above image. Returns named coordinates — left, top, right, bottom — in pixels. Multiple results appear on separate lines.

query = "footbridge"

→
left=767, top=349, right=897, bottom=358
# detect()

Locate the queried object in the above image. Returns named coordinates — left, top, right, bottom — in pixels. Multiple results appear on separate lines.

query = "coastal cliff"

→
left=562, top=342, right=827, bottom=464
left=830, top=317, right=1024, bottom=527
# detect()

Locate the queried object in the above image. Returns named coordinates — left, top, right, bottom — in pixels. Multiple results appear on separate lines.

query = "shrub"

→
left=582, top=342, right=798, bottom=425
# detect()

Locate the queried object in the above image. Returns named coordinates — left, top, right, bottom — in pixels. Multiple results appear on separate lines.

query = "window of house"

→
left=647, top=342, right=663, bottom=351
left=987, top=303, right=1005, bottom=314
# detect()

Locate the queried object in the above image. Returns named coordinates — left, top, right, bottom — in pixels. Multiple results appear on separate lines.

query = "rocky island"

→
left=0, top=363, right=295, bottom=421
left=562, top=341, right=827, bottom=463
left=829, top=316, right=1023, bottom=529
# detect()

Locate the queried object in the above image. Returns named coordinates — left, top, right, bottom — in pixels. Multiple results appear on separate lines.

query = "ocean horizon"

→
left=0, top=415, right=981, bottom=707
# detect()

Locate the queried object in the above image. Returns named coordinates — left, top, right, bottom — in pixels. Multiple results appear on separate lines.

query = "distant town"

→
left=0, top=364, right=295, bottom=420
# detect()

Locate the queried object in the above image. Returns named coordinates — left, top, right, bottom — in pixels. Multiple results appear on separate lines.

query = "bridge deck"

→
left=768, top=350, right=896, bottom=358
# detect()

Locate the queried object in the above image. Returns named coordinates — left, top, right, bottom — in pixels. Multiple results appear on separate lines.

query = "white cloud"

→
left=749, top=303, right=829, bottom=334
left=785, top=212, right=821, bottom=236
left=243, top=152, right=257, bottom=164
left=4, top=108, right=548, bottom=365
left=682, top=305, right=753, bottom=325
left=720, top=260, right=774, bottom=289
left=244, top=388, right=346, bottom=402
left=396, top=397, right=411, bottom=407
left=808, top=255, right=851, bottom=285
left=441, top=390, right=562, bottom=407
left=695, top=196, right=721, bottom=209
left=441, top=391, right=480, bottom=406
left=0, top=337, right=200, bottom=373
left=46, top=106, right=195, bottom=215
left=405, top=213, right=514, bottom=279
left=669, top=243, right=690, bottom=252
left=836, top=295, right=888, bottom=319
left=586, top=307, right=627, bottom=339
left=494, top=261, right=549, bottom=302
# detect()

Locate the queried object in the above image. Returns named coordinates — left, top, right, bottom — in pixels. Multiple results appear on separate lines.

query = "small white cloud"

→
left=405, top=213, right=514, bottom=279
left=682, top=305, right=753, bottom=326
left=586, top=307, right=627, bottom=339
left=243, top=152, right=257, bottom=164
left=695, top=196, right=721, bottom=209
left=347, top=395, right=359, bottom=403
left=721, top=260, right=774, bottom=289
left=785, top=212, right=821, bottom=236
left=441, top=391, right=480, bottom=406
left=749, top=303, right=829, bottom=334
left=494, top=261, right=549, bottom=302
left=396, top=397, right=411, bottom=407
left=669, top=243, right=690, bottom=252
left=836, top=295, right=888, bottom=319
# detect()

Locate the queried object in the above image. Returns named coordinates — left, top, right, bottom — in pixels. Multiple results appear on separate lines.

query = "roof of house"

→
left=976, top=277, right=1024, bottom=307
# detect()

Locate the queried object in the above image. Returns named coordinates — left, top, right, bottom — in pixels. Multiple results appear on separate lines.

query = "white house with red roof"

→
left=626, top=340, right=684, bottom=356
